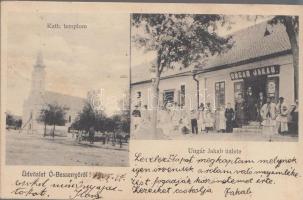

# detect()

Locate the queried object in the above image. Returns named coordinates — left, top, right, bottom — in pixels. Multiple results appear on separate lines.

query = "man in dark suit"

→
left=246, top=87, right=257, bottom=122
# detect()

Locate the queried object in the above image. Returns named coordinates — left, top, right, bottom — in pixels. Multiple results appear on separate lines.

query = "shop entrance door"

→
left=244, top=75, right=267, bottom=122
left=244, top=75, right=267, bottom=100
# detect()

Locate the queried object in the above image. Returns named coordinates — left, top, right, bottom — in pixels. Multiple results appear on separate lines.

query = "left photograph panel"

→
left=4, top=12, right=130, bottom=166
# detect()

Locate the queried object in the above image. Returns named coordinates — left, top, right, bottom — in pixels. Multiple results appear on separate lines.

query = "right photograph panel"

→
left=130, top=14, right=299, bottom=142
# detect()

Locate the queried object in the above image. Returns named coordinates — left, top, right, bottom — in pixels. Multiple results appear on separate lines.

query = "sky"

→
left=131, top=15, right=273, bottom=67
left=6, top=12, right=130, bottom=116
left=5, top=13, right=272, bottom=116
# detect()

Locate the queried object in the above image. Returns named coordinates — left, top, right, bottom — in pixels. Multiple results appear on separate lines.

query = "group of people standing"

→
left=259, top=96, right=298, bottom=135
left=132, top=92, right=298, bottom=136
left=132, top=102, right=236, bottom=135
left=235, top=87, right=298, bottom=135
left=189, top=102, right=235, bottom=134
left=234, top=88, right=267, bottom=127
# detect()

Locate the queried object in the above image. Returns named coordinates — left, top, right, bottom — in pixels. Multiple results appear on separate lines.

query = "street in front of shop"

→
left=169, top=131, right=298, bottom=142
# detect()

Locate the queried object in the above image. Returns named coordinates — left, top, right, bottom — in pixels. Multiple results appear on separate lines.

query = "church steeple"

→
left=22, top=51, right=46, bottom=132
left=35, top=51, right=45, bottom=68
left=30, top=51, right=46, bottom=99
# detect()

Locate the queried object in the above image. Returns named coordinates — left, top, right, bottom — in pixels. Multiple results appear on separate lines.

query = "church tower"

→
left=22, top=52, right=46, bottom=132
left=30, top=51, right=46, bottom=100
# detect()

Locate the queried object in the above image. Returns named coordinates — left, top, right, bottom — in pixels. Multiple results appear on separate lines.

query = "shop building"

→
left=131, top=67, right=197, bottom=110
left=131, top=21, right=295, bottom=112
left=197, top=22, right=294, bottom=109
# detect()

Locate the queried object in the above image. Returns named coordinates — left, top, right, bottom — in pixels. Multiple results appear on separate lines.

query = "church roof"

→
left=44, top=91, right=85, bottom=113
left=131, top=20, right=291, bottom=84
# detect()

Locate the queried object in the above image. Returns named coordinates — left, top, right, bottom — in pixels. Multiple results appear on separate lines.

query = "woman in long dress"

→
left=179, top=107, right=190, bottom=134
left=261, top=97, right=277, bottom=136
left=280, top=105, right=289, bottom=134
left=141, top=105, right=151, bottom=127
left=275, top=97, right=288, bottom=134
left=204, top=103, right=214, bottom=133
left=225, top=103, right=235, bottom=133
left=157, top=106, right=165, bottom=134
left=173, top=104, right=182, bottom=131
left=159, top=107, right=171, bottom=135
left=198, top=103, right=205, bottom=133
left=168, top=103, right=179, bottom=134
left=288, top=100, right=298, bottom=134
left=256, top=92, right=266, bottom=123
left=235, top=94, right=246, bottom=127
left=217, top=105, right=226, bottom=132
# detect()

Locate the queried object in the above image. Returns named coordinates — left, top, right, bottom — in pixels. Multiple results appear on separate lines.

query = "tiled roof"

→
left=131, top=20, right=291, bottom=84
left=131, top=61, right=191, bottom=84
left=44, top=91, right=85, bottom=112
left=204, top=21, right=291, bottom=69
left=131, top=62, right=154, bottom=84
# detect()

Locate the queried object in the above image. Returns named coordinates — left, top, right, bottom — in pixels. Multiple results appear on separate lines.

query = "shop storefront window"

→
left=234, top=81, right=244, bottom=101
left=266, top=77, right=279, bottom=102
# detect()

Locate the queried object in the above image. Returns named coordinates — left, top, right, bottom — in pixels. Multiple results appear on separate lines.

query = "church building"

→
left=22, top=53, right=85, bottom=133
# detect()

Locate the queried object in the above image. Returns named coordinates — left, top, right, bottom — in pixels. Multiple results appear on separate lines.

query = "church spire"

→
left=35, top=51, right=45, bottom=68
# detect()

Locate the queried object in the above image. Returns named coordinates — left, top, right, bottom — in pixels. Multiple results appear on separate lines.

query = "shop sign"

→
left=230, top=65, right=280, bottom=80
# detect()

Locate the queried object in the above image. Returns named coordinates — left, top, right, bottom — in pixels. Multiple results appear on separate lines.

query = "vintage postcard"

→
left=1, top=2, right=303, bottom=200
left=131, top=14, right=299, bottom=142
left=4, top=11, right=130, bottom=167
